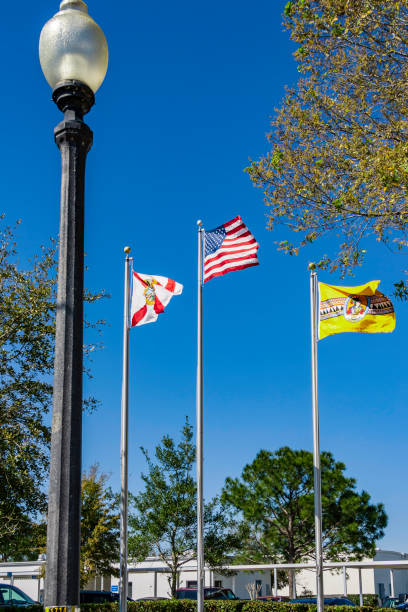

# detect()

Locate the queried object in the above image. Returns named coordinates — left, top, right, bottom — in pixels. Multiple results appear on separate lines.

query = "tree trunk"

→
left=170, top=570, right=178, bottom=598
left=288, top=569, right=297, bottom=599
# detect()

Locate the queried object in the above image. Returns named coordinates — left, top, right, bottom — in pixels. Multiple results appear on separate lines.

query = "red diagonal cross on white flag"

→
left=130, top=271, right=183, bottom=327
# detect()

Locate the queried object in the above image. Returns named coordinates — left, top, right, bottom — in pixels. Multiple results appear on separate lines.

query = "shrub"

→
left=126, top=602, right=245, bottom=612
left=78, top=603, right=379, bottom=612
left=15, top=599, right=387, bottom=612
left=205, top=601, right=246, bottom=612
left=347, top=596, right=380, bottom=608
left=242, top=603, right=310, bottom=612
left=80, top=604, right=117, bottom=612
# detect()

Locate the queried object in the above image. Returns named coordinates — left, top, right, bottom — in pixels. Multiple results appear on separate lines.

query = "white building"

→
left=1, top=549, right=408, bottom=602
left=111, top=558, right=271, bottom=600
left=276, top=550, right=408, bottom=600
left=372, top=550, right=408, bottom=601
left=0, top=560, right=43, bottom=602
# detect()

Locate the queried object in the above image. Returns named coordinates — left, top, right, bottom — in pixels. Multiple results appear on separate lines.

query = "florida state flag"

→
left=130, top=272, right=183, bottom=327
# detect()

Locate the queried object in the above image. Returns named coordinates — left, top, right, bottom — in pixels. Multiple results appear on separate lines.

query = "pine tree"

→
left=222, top=446, right=387, bottom=598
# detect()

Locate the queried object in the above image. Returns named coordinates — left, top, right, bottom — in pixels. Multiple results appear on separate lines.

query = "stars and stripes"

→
left=203, top=215, right=259, bottom=283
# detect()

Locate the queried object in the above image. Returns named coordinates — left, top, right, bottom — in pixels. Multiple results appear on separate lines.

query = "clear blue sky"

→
left=4, top=0, right=408, bottom=552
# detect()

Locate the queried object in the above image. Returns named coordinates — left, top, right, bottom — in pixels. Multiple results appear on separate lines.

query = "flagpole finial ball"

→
left=124, top=246, right=131, bottom=254
left=197, top=220, right=202, bottom=227
left=308, top=262, right=316, bottom=271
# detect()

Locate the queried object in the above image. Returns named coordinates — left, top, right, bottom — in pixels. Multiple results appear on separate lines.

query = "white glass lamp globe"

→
left=39, top=0, right=108, bottom=94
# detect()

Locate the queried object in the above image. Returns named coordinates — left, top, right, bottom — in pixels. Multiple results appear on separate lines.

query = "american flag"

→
left=203, top=215, right=259, bottom=283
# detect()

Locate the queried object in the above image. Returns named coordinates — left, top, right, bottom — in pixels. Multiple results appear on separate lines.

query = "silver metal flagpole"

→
left=196, top=220, right=204, bottom=612
left=120, top=247, right=132, bottom=612
left=309, top=265, right=324, bottom=612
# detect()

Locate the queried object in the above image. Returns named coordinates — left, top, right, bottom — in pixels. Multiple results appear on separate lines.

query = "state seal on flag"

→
left=130, top=271, right=183, bottom=327
left=144, top=279, right=157, bottom=305
left=343, top=295, right=370, bottom=322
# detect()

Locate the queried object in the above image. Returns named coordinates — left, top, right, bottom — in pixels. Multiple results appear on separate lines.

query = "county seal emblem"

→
left=343, top=295, right=370, bottom=322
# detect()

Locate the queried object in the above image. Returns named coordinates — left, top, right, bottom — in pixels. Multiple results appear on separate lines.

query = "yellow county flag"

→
left=318, top=280, right=395, bottom=340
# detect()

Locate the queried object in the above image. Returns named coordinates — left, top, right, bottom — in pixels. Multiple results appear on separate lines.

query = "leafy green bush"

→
left=205, top=601, right=246, bottom=612
left=325, top=607, right=373, bottom=612
left=80, top=604, right=117, bottom=612
left=35, top=599, right=390, bottom=612
left=128, top=603, right=193, bottom=612
left=241, top=604, right=375, bottom=612
left=126, top=602, right=245, bottom=612
left=242, top=603, right=310, bottom=612
left=347, top=595, right=380, bottom=608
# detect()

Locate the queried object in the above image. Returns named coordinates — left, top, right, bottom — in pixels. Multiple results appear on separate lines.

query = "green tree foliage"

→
left=80, top=465, right=120, bottom=588
left=129, top=420, right=238, bottom=597
left=0, top=223, right=55, bottom=551
left=0, top=521, right=47, bottom=563
left=0, top=220, right=107, bottom=554
left=221, top=447, right=387, bottom=597
left=246, top=0, right=408, bottom=292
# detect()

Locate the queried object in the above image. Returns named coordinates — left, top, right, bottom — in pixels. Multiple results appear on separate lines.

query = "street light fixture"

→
left=39, top=2, right=108, bottom=609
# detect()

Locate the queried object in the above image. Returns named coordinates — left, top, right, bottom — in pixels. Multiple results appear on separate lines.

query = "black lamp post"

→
left=39, top=2, right=108, bottom=608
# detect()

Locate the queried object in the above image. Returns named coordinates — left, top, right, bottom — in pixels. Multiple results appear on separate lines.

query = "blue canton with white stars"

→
left=204, top=224, right=226, bottom=257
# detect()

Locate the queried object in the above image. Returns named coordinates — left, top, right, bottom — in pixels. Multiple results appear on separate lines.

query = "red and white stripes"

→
left=203, top=216, right=259, bottom=283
